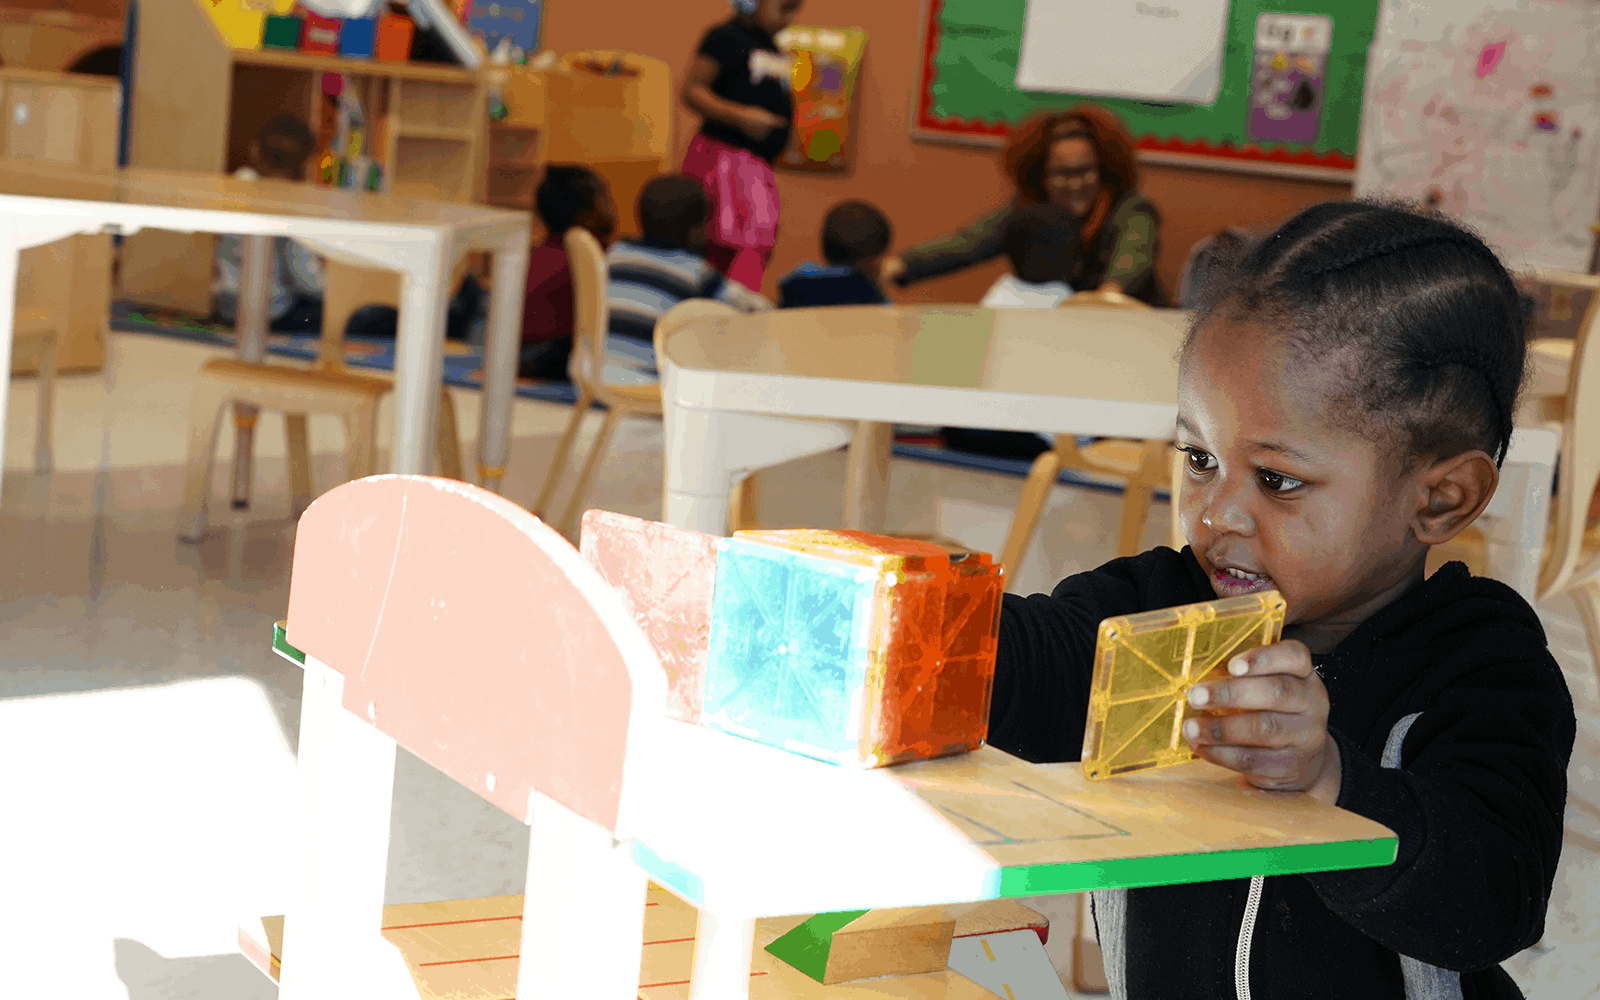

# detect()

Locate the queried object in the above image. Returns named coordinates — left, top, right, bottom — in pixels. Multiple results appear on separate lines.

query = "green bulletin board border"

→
left=913, top=0, right=1378, bottom=179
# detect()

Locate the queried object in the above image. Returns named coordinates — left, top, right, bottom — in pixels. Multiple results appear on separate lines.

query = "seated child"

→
left=605, top=174, right=770, bottom=375
left=777, top=200, right=892, bottom=307
left=991, top=201, right=1574, bottom=998
left=212, top=115, right=325, bottom=333
left=981, top=202, right=1077, bottom=308
left=517, top=165, right=617, bottom=381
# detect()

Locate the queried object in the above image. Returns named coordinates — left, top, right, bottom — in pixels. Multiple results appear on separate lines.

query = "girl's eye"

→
left=1178, top=445, right=1216, bottom=473
left=1257, top=468, right=1305, bottom=493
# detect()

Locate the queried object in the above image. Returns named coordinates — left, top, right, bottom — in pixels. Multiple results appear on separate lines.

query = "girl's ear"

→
left=1413, top=450, right=1499, bottom=546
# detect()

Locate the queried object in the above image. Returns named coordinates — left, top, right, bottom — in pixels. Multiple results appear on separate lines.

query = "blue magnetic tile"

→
left=704, top=539, right=878, bottom=764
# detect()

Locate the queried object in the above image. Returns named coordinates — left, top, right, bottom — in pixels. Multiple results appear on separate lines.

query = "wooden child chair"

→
left=532, top=227, right=663, bottom=535
left=177, top=258, right=464, bottom=542
left=9, top=305, right=60, bottom=474
left=999, top=291, right=1176, bottom=574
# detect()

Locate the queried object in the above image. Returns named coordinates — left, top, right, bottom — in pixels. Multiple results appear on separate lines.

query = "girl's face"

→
left=1175, top=317, right=1432, bottom=651
left=1044, top=137, right=1101, bottom=218
left=753, top=0, right=803, bottom=34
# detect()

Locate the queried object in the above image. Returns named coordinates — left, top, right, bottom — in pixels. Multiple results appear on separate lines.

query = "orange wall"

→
left=543, top=0, right=1352, bottom=304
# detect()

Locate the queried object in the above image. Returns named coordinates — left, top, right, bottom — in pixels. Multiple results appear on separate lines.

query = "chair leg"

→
left=32, top=332, right=57, bottom=475
left=344, top=402, right=378, bottom=483
left=841, top=420, right=893, bottom=532
left=284, top=413, right=314, bottom=516
left=533, top=388, right=594, bottom=518
left=1572, top=579, right=1600, bottom=696
left=561, top=406, right=624, bottom=536
left=1115, top=481, right=1156, bottom=559
left=177, top=382, right=234, bottom=543
left=435, top=388, right=464, bottom=482
left=1000, top=450, right=1062, bottom=577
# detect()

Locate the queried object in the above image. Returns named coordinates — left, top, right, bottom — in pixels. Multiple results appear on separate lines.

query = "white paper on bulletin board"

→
left=1015, top=0, right=1231, bottom=104
left=1355, top=0, right=1600, bottom=272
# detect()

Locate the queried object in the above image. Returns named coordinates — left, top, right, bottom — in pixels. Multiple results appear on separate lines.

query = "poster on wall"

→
left=1356, top=0, right=1600, bottom=271
left=1248, top=12, right=1331, bottom=145
left=1014, top=0, right=1229, bottom=104
left=775, top=25, right=867, bottom=173
left=466, top=0, right=542, bottom=58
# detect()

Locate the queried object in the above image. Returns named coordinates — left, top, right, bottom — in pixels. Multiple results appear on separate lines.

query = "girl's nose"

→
left=1199, top=480, right=1255, bottom=536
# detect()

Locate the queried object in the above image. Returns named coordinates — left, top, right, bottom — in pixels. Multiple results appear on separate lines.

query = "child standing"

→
left=991, top=201, right=1574, bottom=998
left=980, top=203, right=1077, bottom=308
left=680, top=0, right=804, bottom=292
left=518, top=165, right=617, bottom=381
left=605, top=174, right=770, bottom=375
left=777, top=200, right=892, bottom=308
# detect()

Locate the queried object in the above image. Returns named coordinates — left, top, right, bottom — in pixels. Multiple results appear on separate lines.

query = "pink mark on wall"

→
left=1476, top=41, right=1507, bottom=79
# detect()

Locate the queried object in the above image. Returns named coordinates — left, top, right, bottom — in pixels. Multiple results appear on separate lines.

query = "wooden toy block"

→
left=765, top=900, right=1050, bottom=985
left=1082, top=591, right=1286, bottom=781
left=579, top=509, right=719, bottom=725
left=704, top=529, right=1001, bottom=768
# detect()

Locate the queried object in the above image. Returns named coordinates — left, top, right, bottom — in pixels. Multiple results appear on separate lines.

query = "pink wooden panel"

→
left=285, top=476, right=633, bottom=832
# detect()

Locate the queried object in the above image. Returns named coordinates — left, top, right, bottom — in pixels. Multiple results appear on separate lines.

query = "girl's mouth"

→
left=1211, top=566, right=1275, bottom=597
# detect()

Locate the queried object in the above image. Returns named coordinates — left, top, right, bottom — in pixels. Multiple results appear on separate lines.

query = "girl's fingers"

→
left=1227, top=640, right=1313, bottom=678
left=1189, top=673, right=1312, bottom=713
left=1183, top=710, right=1309, bottom=748
left=1192, top=744, right=1304, bottom=788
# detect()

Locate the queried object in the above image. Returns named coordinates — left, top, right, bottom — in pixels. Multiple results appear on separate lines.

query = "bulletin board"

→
left=914, top=0, right=1380, bottom=178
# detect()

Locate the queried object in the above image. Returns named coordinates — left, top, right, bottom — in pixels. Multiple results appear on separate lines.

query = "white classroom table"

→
left=0, top=162, right=530, bottom=489
left=659, top=304, right=1560, bottom=600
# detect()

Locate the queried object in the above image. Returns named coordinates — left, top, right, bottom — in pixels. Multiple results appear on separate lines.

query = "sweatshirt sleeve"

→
left=896, top=205, right=1012, bottom=287
left=989, top=548, right=1198, bottom=764
left=1301, top=642, right=1575, bottom=969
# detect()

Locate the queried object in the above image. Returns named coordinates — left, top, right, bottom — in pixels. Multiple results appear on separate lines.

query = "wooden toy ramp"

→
left=265, top=475, right=1396, bottom=999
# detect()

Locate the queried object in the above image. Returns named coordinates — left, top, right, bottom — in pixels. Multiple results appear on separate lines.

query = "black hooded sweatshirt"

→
left=989, top=547, right=1575, bottom=1000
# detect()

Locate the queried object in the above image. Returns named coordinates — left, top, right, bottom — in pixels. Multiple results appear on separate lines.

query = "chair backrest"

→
left=283, top=474, right=667, bottom=837
left=1059, top=287, right=1152, bottom=310
left=1537, top=270, right=1600, bottom=598
left=652, top=297, right=737, bottom=368
left=565, top=226, right=610, bottom=395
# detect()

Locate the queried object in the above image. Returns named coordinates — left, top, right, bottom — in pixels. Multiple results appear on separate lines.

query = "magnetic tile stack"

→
left=580, top=512, right=1004, bottom=768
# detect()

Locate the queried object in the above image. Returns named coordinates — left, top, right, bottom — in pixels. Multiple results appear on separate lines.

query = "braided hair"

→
left=1188, top=200, right=1530, bottom=466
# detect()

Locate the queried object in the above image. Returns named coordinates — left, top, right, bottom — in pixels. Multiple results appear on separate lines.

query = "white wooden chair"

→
left=9, top=305, right=59, bottom=474
left=1000, top=290, right=1175, bottom=574
left=177, top=277, right=464, bottom=542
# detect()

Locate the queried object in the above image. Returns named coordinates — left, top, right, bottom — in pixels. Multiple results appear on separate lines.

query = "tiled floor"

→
left=4, top=332, right=1597, bottom=999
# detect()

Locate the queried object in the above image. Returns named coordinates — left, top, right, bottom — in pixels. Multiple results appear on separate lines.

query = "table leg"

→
left=230, top=234, right=271, bottom=509
left=0, top=232, right=17, bottom=479
left=841, top=420, right=892, bottom=532
left=688, top=909, right=756, bottom=1000
left=662, top=403, right=854, bottom=535
left=390, top=248, right=453, bottom=476
left=478, top=241, right=528, bottom=493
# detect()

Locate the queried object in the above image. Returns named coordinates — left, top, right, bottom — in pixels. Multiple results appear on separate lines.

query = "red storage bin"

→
left=301, top=13, right=342, bottom=54
left=375, top=13, right=415, bottom=62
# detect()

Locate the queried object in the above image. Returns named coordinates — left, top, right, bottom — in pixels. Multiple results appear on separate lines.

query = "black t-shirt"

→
left=695, top=18, right=793, bottom=164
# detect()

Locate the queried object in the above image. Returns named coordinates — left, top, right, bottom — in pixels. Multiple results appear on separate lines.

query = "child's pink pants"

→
left=681, top=132, right=780, bottom=291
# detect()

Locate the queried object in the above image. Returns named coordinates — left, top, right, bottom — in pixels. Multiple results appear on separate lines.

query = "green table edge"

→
left=633, top=835, right=1398, bottom=907
left=272, top=621, right=306, bottom=666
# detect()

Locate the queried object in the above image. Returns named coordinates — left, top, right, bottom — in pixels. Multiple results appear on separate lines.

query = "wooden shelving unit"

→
left=122, top=0, right=489, bottom=312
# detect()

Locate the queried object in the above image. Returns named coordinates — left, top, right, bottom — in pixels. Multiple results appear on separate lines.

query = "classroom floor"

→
left=3, top=332, right=1598, bottom=999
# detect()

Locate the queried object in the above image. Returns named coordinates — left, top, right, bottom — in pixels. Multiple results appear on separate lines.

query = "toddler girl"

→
left=680, top=0, right=803, bottom=292
left=990, top=200, right=1575, bottom=999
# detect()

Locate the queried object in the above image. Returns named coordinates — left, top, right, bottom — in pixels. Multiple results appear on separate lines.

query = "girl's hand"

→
left=1182, top=640, right=1343, bottom=804
left=737, top=107, right=787, bottom=140
left=880, top=256, right=906, bottom=287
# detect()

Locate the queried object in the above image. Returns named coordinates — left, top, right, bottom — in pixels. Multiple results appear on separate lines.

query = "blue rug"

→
left=112, top=300, right=1162, bottom=499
